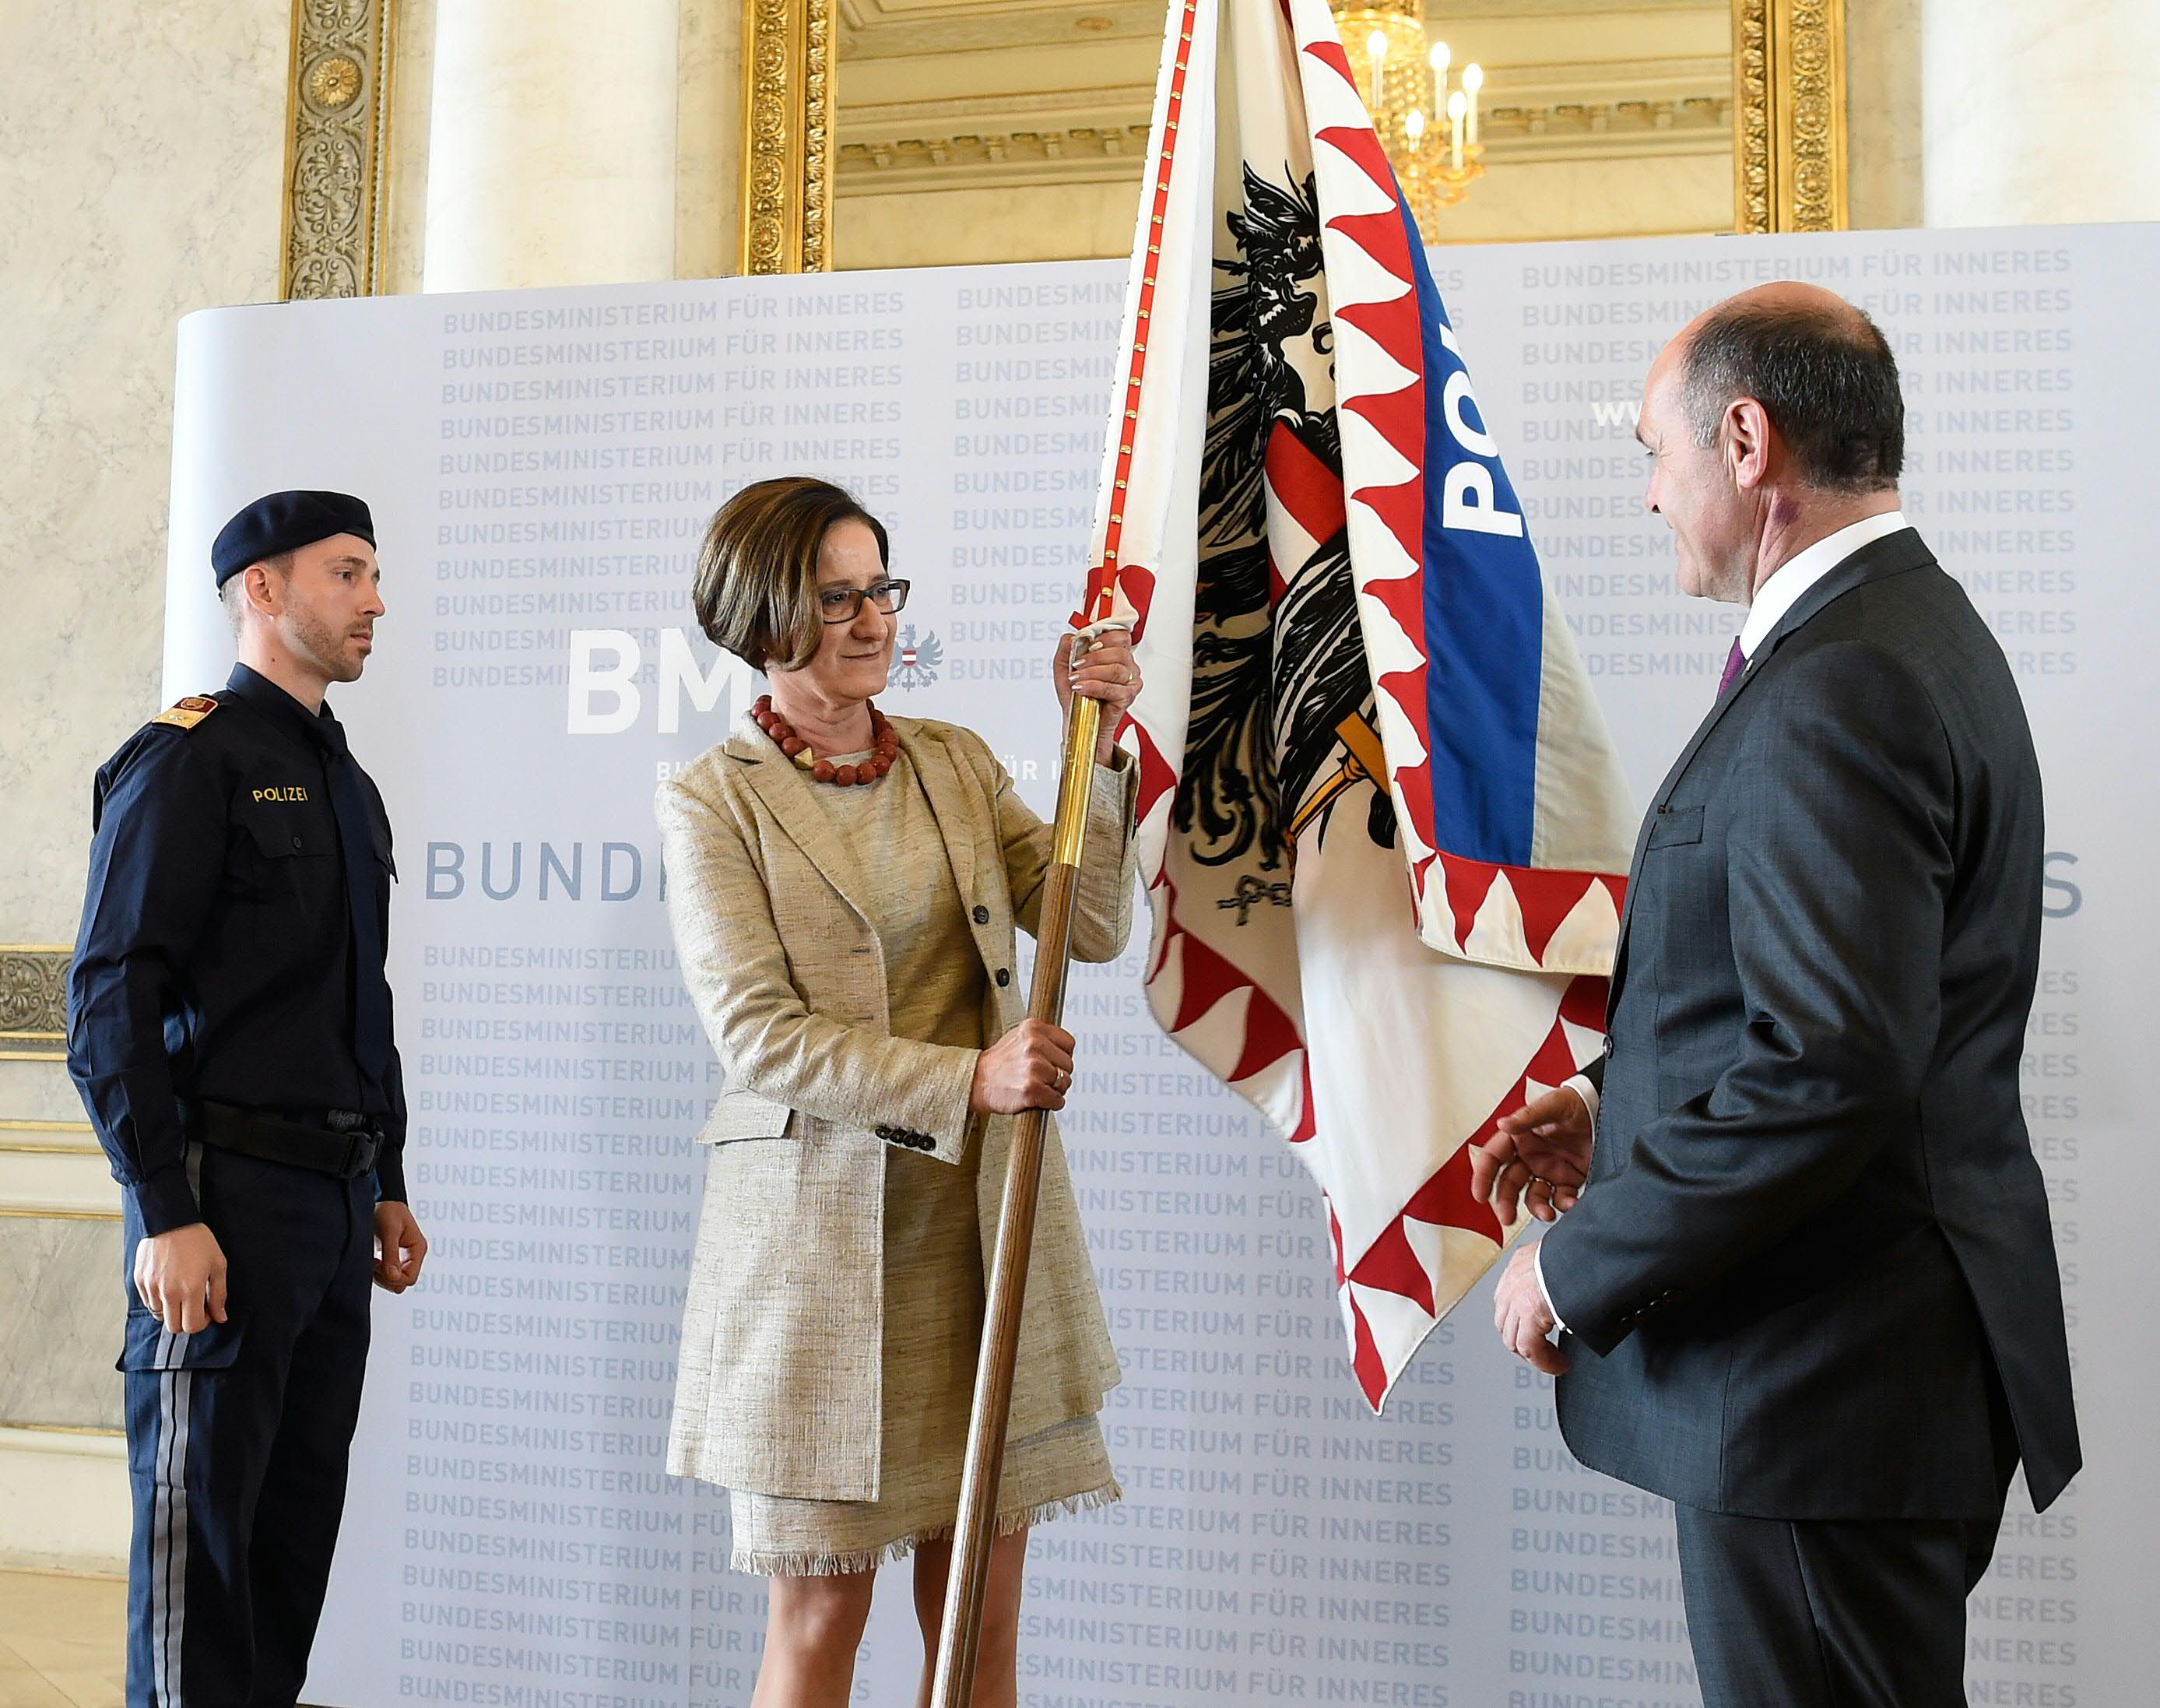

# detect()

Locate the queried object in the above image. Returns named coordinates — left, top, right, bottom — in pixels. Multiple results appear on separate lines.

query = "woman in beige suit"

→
left=657, top=476, right=1142, bottom=1708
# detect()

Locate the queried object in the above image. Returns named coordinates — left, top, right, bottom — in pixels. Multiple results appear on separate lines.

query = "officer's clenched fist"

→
left=134, top=1224, right=229, bottom=1334
left=374, top=1201, right=429, bottom=1293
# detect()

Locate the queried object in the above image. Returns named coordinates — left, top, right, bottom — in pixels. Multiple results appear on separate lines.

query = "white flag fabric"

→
left=1081, top=0, right=1637, bottom=1406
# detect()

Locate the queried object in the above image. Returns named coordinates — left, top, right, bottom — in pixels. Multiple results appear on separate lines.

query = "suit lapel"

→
left=1609, top=528, right=1937, bottom=996
left=727, top=720, right=882, bottom=926
left=896, top=720, right=980, bottom=915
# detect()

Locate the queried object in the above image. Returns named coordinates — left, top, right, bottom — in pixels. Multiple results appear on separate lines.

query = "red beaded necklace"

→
left=752, top=694, right=898, bottom=786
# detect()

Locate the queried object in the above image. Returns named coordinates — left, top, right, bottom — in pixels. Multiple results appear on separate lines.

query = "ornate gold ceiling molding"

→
left=841, top=83, right=1153, bottom=192
left=841, top=124, right=1155, bottom=195
left=1733, top=0, right=1848, bottom=232
left=0, top=947, right=68, bottom=1060
left=279, top=0, right=397, bottom=299
left=740, top=0, right=838, bottom=273
left=1442, top=0, right=1724, bottom=12
left=840, top=58, right=1733, bottom=198
left=839, top=1, right=1164, bottom=60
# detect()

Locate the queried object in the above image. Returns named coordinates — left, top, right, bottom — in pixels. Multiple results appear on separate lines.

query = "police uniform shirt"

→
left=68, top=662, right=407, bottom=1235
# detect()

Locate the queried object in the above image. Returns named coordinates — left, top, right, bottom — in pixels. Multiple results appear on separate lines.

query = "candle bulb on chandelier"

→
left=1462, top=61, right=1484, bottom=150
left=1448, top=87, right=1466, bottom=171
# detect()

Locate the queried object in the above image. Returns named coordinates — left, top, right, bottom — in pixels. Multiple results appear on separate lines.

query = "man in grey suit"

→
left=1472, top=282, right=2080, bottom=1707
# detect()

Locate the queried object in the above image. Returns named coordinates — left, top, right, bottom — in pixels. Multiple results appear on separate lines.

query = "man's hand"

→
left=1494, top=1242, right=1568, bottom=1376
left=1471, top=1083, right=1595, bottom=1224
left=133, top=1223, right=228, bottom=1334
left=374, top=1201, right=428, bottom=1292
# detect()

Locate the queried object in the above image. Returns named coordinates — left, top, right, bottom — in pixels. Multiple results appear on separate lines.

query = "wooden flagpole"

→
left=930, top=3, right=1200, bottom=1696
left=928, top=683, right=1105, bottom=1707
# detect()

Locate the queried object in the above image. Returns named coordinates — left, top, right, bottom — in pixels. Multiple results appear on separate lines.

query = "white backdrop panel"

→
left=162, top=223, right=2156, bottom=1708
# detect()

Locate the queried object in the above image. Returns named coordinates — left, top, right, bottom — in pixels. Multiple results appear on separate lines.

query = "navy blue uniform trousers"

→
left=121, top=1144, right=374, bottom=1708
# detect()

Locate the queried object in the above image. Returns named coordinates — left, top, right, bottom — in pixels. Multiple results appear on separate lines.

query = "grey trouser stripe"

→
left=151, top=1330, right=193, bottom=1708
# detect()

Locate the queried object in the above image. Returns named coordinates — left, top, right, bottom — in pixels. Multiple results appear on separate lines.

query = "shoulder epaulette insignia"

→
left=151, top=696, right=220, bottom=732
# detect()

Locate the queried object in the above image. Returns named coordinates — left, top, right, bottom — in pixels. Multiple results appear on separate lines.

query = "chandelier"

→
left=1331, top=0, right=1486, bottom=232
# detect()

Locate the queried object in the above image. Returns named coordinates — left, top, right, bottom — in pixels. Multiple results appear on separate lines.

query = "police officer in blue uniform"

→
left=66, top=491, right=427, bottom=1708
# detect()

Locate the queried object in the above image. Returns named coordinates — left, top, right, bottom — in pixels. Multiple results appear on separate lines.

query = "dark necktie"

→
left=1716, top=638, right=1746, bottom=700
left=315, top=714, right=392, bottom=1085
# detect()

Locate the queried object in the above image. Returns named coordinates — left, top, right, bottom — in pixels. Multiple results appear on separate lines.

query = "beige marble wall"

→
left=0, top=1063, right=89, bottom=1127
left=0, top=1, right=292, bottom=945
left=1924, top=0, right=2160, bottom=227
left=0, top=1219, right=122, bottom=1432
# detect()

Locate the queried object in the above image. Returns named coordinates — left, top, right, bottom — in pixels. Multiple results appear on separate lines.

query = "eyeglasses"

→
left=818, top=578, right=911, bottom=623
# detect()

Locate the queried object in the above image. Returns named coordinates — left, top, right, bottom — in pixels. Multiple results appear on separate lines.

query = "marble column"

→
left=422, top=0, right=680, bottom=292
left=676, top=0, right=743, bottom=279
left=1846, top=0, right=1923, bottom=230
left=1923, top=0, right=2160, bottom=227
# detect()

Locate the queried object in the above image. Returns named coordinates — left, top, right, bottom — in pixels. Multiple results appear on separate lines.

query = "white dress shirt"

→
left=1736, top=508, right=1909, bottom=662
left=1531, top=509, right=1910, bottom=1336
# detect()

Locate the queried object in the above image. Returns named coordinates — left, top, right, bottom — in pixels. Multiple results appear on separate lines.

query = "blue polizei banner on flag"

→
left=1407, top=238, right=1546, bottom=867
left=1087, top=0, right=1637, bottom=1405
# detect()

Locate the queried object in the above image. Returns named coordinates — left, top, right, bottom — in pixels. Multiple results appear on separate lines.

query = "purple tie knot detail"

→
left=1716, top=638, right=1746, bottom=700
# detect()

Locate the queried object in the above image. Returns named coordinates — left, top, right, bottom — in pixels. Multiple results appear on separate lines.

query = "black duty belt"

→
left=199, top=1102, right=383, bottom=1180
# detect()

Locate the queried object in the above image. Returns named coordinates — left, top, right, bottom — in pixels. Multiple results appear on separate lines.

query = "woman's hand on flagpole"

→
left=1054, top=629, right=1142, bottom=765
left=969, top=1020, right=1077, bottom=1114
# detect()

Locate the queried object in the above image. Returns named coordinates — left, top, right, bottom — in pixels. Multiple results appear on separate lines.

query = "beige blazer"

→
left=657, top=711, right=1138, bottom=1500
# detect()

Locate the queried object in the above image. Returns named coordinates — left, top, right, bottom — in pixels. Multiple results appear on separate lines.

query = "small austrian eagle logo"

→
left=891, top=625, right=943, bottom=691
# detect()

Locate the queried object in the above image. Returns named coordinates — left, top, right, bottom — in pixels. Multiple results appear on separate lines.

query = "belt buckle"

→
left=339, top=1128, right=381, bottom=1179
left=324, top=1110, right=380, bottom=1179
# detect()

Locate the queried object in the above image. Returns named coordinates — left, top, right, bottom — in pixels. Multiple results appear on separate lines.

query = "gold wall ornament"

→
left=739, top=0, right=835, bottom=273
left=1732, top=0, right=1848, bottom=232
left=0, top=947, right=68, bottom=1060
left=309, top=54, right=363, bottom=111
left=280, top=0, right=397, bottom=299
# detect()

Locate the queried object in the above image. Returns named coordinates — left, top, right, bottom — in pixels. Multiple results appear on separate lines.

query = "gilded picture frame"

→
left=279, top=0, right=398, bottom=300
left=275, top=0, right=1849, bottom=287
left=1733, top=0, right=1849, bottom=233
left=739, top=0, right=837, bottom=274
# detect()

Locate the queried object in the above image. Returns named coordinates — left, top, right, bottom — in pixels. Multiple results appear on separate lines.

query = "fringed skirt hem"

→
left=729, top=1481, right=1120, bottom=1579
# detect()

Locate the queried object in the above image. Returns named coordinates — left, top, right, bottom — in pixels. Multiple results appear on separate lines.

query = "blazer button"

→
left=995, top=968, right=1010, bottom=987
left=973, top=905, right=990, bottom=925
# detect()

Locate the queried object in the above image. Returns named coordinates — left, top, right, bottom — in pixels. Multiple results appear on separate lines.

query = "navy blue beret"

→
left=211, top=490, right=375, bottom=588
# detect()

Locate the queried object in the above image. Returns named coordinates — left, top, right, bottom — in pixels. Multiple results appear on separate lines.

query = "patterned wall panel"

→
left=0, top=949, right=66, bottom=1063
left=281, top=0, right=398, bottom=298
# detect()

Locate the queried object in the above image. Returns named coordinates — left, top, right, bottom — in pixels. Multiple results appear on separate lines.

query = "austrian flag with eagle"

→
left=1078, top=0, right=1637, bottom=1406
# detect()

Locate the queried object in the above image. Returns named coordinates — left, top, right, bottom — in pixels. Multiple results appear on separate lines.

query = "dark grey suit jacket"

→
left=1540, top=526, right=2080, bottom=1520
